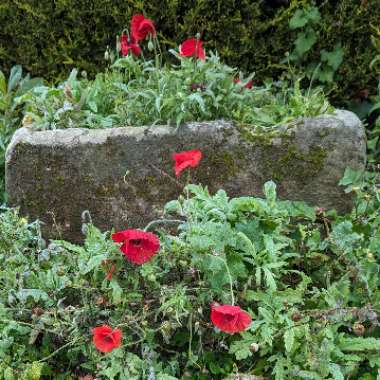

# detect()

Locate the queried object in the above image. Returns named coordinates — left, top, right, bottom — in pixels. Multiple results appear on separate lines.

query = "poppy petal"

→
left=172, top=149, right=202, bottom=177
left=211, top=304, right=251, bottom=334
left=92, top=325, right=122, bottom=353
left=112, top=229, right=160, bottom=265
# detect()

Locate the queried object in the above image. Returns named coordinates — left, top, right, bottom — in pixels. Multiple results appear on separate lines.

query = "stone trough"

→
left=6, top=110, right=366, bottom=242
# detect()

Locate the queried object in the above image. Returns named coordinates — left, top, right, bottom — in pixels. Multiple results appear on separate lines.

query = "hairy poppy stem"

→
left=144, top=218, right=184, bottom=232
left=148, top=163, right=184, bottom=189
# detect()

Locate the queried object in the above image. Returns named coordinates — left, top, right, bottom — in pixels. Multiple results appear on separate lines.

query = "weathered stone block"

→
left=6, top=110, right=366, bottom=242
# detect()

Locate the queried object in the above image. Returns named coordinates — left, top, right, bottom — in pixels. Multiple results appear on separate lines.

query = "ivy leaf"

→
left=290, top=7, right=320, bottom=29
left=316, top=67, right=335, bottom=83
left=306, top=7, right=321, bottom=24
left=290, top=9, right=309, bottom=29
left=294, top=29, right=317, bottom=57
left=320, top=43, right=344, bottom=71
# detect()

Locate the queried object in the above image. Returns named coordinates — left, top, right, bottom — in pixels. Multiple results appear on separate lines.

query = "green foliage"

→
left=19, top=52, right=331, bottom=130
left=1, top=168, right=380, bottom=379
left=0, top=0, right=377, bottom=108
left=0, top=66, right=43, bottom=202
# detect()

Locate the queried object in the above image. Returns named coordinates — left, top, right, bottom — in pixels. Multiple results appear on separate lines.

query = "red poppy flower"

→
left=172, top=149, right=202, bottom=177
left=112, top=229, right=160, bottom=265
left=233, top=78, right=253, bottom=89
left=211, top=304, right=252, bottom=334
left=92, top=325, right=122, bottom=353
left=120, top=33, right=141, bottom=57
left=131, top=14, right=156, bottom=41
left=180, top=38, right=205, bottom=61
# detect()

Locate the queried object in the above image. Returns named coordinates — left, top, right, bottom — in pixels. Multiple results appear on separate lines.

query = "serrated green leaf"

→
left=284, top=328, right=295, bottom=353
left=329, top=363, right=344, bottom=380
left=339, top=337, right=380, bottom=352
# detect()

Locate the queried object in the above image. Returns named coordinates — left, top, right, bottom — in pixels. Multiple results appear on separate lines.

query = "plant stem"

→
left=208, top=253, right=235, bottom=305
left=144, top=218, right=184, bottom=232
left=37, top=337, right=80, bottom=363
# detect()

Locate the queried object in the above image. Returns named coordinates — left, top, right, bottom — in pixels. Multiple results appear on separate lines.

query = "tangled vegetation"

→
left=1, top=168, right=380, bottom=379
left=18, top=52, right=331, bottom=131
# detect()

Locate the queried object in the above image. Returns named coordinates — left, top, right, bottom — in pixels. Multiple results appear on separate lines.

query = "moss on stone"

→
left=264, top=144, right=327, bottom=183
left=236, top=123, right=295, bottom=147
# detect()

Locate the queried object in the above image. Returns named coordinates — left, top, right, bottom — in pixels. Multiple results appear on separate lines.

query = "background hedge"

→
left=0, top=0, right=379, bottom=107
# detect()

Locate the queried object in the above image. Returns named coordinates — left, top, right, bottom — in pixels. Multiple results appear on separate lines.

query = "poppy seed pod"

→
left=353, top=322, right=365, bottom=336
left=249, top=343, right=260, bottom=353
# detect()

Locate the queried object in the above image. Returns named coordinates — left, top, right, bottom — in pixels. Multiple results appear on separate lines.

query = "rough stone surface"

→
left=6, top=110, right=366, bottom=242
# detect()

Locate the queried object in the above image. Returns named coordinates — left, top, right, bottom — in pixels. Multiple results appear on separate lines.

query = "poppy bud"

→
left=32, top=307, right=44, bottom=316
left=104, top=49, right=110, bottom=61
left=95, top=296, right=105, bottom=305
left=353, top=322, right=365, bottom=336
left=63, top=84, right=73, bottom=100
left=148, top=40, right=154, bottom=51
left=291, top=312, right=302, bottom=322
left=190, top=83, right=199, bottom=91
left=315, top=207, right=325, bottom=216
left=249, top=342, right=259, bottom=353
